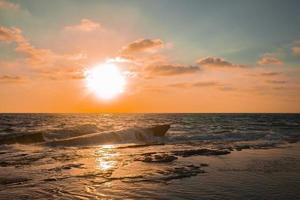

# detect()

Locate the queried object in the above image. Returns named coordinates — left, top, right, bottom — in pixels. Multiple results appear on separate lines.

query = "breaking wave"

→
left=0, top=124, right=170, bottom=146
left=47, top=124, right=170, bottom=146
left=0, top=113, right=299, bottom=148
left=0, top=124, right=100, bottom=145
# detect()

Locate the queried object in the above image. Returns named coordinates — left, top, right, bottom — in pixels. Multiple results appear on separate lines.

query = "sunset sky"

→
left=1, top=0, right=300, bottom=113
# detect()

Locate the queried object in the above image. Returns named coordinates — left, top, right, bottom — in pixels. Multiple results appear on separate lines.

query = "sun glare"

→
left=85, top=63, right=126, bottom=100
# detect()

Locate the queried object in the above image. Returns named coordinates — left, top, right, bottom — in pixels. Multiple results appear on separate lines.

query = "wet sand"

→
left=0, top=143, right=299, bottom=199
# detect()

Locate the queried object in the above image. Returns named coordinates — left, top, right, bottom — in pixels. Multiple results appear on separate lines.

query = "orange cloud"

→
left=121, top=39, right=164, bottom=55
left=0, top=75, right=22, bottom=80
left=260, top=72, right=282, bottom=76
left=0, top=26, right=23, bottom=42
left=266, top=80, right=287, bottom=84
left=292, top=39, right=300, bottom=55
left=257, top=54, right=283, bottom=65
left=0, top=26, right=54, bottom=65
left=293, top=47, right=300, bottom=55
left=147, top=64, right=200, bottom=76
left=0, top=26, right=87, bottom=80
left=0, top=0, right=19, bottom=10
left=0, top=75, right=25, bottom=83
left=193, top=81, right=219, bottom=87
left=64, top=19, right=101, bottom=32
left=116, top=38, right=202, bottom=79
left=197, top=57, right=245, bottom=68
left=168, top=81, right=219, bottom=88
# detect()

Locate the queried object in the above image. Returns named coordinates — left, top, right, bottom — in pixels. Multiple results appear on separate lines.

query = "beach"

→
left=0, top=113, right=299, bottom=199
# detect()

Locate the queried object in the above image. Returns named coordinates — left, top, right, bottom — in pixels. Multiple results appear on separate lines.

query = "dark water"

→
left=0, top=113, right=299, bottom=199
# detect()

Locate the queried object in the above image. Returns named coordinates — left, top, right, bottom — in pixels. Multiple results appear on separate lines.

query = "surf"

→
left=47, top=124, right=170, bottom=146
left=0, top=124, right=170, bottom=146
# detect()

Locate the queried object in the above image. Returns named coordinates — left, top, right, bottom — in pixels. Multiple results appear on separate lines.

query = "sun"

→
left=85, top=63, right=126, bottom=100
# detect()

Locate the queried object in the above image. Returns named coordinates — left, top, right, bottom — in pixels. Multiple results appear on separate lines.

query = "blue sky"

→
left=2, top=0, right=300, bottom=64
left=0, top=0, right=300, bottom=112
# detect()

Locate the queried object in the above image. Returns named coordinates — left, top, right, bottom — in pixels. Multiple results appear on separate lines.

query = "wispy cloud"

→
left=147, top=64, right=200, bottom=76
left=168, top=81, right=219, bottom=88
left=0, top=26, right=54, bottom=66
left=193, top=81, right=219, bottom=87
left=0, top=75, right=22, bottom=80
left=0, top=75, right=25, bottom=83
left=64, top=19, right=101, bottom=32
left=121, top=39, right=164, bottom=55
left=266, top=80, right=287, bottom=84
left=292, top=39, right=300, bottom=55
left=257, top=53, right=283, bottom=65
left=0, top=26, right=87, bottom=80
left=260, top=72, right=282, bottom=76
left=197, top=57, right=245, bottom=68
left=0, top=0, right=19, bottom=10
left=0, top=26, right=22, bottom=42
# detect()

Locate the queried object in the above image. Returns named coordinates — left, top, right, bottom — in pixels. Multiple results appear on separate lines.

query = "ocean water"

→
left=0, top=113, right=299, bottom=199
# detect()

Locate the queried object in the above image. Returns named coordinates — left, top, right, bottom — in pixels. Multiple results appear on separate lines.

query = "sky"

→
left=0, top=0, right=300, bottom=113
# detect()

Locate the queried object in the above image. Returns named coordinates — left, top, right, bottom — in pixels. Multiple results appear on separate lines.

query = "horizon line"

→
left=0, top=112, right=299, bottom=114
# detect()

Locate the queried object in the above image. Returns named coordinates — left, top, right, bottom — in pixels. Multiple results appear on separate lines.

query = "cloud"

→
left=106, top=57, right=137, bottom=65
left=0, top=26, right=53, bottom=65
left=0, top=0, right=19, bottom=10
left=193, top=81, right=219, bottom=87
left=293, top=47, right=300, bottom=55
left=219, top=86, right=236, bottom=91
left=168, top=81, right=219, bottom=88
left=118, top=40, right=200, bottom=77
left=292, top=40, right=300, bottom=55
left=197, top=57, right=245, bottom=68
left=0, top=26, right=23, bottom=42
left=167, top=82, right=190, bottom=88
left=0, top=75, right=22, bottom=80
left=261, top=72, right=282, bottom=76
left=41, top=71, right=85, bottom=81
left=266, top=80, right=287, bottom=84
left=257, top=54, right=283, bottom=65
left=0, top=26, right=86, bottom=66
left=64, top=19, right=101, bottom=32
left=0, top=26, right=87, bottom=79
left=0, top=75, right=25, bottom=83
left=147, top=64, right=200, bottom=76
left=121, top=39, right=164, bottom=55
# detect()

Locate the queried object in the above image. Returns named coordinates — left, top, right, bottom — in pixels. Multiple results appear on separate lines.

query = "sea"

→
left=0, top=113, right=299, bottom=199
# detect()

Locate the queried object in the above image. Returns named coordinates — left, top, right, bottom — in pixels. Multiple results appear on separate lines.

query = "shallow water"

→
left=0, top=113, right=299, bottom=199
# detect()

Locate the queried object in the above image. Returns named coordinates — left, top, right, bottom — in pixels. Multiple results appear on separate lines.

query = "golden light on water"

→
left=96, top=145, right=118, bottom=171
left=101, top=144, right=116, bottom=149
left=98, top=160, right=116, bottom=171
left=85, top=63, right=126, bottom=100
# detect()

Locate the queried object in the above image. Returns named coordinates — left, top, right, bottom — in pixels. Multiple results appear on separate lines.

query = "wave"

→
left=0, top=124, right=170, bottom=146
left=43, top=124, right=99, bottom=140
left=0, top=124, right=99, bottom=145
left=0, top=131, right=45, bottom=145
left=47, top=124, right=170, bottom=146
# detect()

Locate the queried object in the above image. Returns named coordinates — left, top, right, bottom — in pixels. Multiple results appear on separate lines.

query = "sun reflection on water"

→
left=98, top=160, right=116, bottom=171
left=102, top=144, right=115, bottom=149
left=96, top=144, right=118, bottom=171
